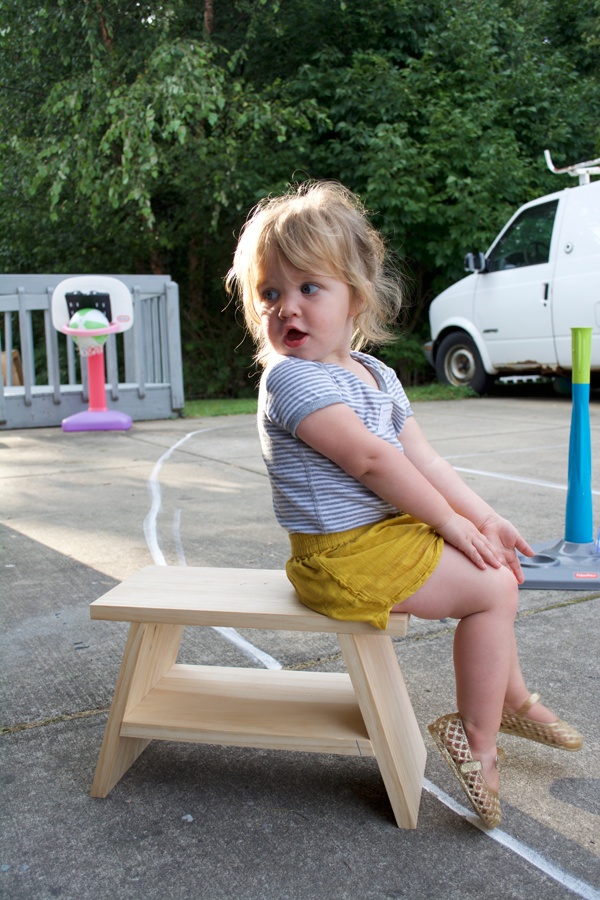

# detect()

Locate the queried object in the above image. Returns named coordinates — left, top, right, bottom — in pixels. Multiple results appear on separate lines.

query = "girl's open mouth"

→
left=284, top=328, right=307, bottom=348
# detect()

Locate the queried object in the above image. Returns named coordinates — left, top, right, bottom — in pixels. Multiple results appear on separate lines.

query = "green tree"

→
left=1, top=0, right=598, bottom=392
left=1, top=0, right=327, bottom=393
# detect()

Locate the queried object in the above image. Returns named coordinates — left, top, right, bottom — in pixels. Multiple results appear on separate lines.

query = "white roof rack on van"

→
left=544, top=149, right=600, bottom=185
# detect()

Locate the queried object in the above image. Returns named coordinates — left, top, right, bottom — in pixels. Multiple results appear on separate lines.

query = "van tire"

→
left=435, top=332, right=493, bottom=394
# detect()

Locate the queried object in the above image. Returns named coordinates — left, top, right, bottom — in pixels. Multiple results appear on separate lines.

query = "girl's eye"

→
left=300, top=283, right=319, bottom=295
left=262, top=289, right=280, bottom=303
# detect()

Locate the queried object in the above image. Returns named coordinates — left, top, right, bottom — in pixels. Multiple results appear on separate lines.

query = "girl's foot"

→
left=461, top=721, right=501, bottom=792
left=500, top=692, right=582, bottom=751
left=428, top=713, right=502, bottom=828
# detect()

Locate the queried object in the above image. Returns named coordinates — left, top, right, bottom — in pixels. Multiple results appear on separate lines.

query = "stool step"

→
left=121, top=663, right=374, bottom=756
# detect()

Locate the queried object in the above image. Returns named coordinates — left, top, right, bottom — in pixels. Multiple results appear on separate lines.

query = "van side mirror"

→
left=464, top=252, right=487, bottom=273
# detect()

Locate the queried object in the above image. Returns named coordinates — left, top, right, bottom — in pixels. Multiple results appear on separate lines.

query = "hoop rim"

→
left=61, top=322, right=121, bottom=337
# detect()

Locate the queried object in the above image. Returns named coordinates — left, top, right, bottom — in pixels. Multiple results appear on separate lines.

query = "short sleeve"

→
left=376, top=361, right=413, bottom=433
left=263, top=357, right=343, bottom=436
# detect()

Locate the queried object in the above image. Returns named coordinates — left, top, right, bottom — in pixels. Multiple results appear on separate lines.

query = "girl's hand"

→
left=436, top=512, right=503, bottom=571
left=478, top=514, right=534, bottom=583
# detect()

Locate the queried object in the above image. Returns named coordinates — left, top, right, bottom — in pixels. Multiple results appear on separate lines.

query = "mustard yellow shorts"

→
left=286, top=515, right=443, bottom=631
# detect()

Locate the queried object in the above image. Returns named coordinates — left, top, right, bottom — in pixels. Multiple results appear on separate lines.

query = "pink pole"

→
left=86, top=351, right=108, bottom=412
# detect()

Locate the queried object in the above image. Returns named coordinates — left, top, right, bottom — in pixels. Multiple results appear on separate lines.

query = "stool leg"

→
left=338, top=633, right=426, bottom=829
left=91, top=622, right=184, bottom=798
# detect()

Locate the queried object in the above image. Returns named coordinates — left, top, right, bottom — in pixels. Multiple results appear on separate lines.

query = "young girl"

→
left=226, top=181, right=582, bottom=829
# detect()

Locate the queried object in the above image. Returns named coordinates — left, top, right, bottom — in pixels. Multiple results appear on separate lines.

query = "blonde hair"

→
left=226, top=181, right=403, bottom=365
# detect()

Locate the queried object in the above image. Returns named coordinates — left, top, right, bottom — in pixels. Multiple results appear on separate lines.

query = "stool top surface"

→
left=90, top=566, right=409, bottom=636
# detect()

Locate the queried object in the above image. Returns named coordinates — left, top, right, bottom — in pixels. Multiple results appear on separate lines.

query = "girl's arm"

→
left=399, top=416, right=499, bottom=526
left=400, top=416, right=533, bottom=580
left=295, top=403, right=503, bottom=572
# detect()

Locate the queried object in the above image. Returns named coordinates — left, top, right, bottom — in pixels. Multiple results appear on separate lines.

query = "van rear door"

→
left=551, top=181, right=600, bottom=370
left=473, top=198, right=559, bottom=369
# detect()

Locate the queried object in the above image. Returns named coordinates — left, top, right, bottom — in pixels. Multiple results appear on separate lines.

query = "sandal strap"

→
left=515, top=692, right=540, bottom=716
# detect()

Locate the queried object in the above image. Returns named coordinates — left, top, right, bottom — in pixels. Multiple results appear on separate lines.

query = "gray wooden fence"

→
left=1, top=274, right=184, bottom=429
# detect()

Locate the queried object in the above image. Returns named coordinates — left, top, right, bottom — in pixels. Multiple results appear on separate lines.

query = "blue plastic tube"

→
left=565, top=327, right=593, bottom=543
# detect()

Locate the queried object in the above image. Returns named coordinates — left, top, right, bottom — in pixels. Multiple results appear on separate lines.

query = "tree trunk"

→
left=204, top=0, right=214, bottom=35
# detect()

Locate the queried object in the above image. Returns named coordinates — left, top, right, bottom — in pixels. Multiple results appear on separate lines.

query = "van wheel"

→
left=435, top=332, right=493, bottom=394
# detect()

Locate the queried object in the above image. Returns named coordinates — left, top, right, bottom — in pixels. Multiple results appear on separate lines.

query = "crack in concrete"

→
left=1, top=706, right=110, bottom=736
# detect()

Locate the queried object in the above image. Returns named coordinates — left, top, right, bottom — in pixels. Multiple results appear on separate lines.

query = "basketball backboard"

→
left=51, top=276, right=134, bottom=333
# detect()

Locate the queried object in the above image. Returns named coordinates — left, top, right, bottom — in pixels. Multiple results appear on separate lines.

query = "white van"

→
left=425, top=154, right=600, bottom=392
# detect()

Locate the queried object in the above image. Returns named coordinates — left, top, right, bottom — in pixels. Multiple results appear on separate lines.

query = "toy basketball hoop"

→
left=52, top=276, right=134, bottom=432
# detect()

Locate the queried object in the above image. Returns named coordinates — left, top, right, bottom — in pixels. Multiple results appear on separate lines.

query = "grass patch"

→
left=184, top=397, right=258, bottom=418
left=406, top=383, right=478, bottom=401
left=183, top=383, right=477, bottom=418
left=183, top=382, right=479, bottom=419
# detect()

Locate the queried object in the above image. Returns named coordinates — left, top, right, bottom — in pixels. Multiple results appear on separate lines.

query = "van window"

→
left=488, top=200, right=558, bottom=272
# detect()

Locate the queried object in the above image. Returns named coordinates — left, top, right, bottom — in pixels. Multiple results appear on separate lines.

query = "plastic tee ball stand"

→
left=519, top=327, right=600, bottom=589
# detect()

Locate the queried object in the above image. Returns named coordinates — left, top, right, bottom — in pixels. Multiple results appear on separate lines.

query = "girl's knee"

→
left=489, top=565, right=519, bottom=618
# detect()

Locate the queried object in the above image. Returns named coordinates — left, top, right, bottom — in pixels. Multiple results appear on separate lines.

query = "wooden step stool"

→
left=90, top=565, right=427, bottom=828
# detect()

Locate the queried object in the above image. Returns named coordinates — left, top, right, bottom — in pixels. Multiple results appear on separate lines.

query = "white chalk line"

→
left=171, top=505, right=282, bottom=670
left=453, top=466, right=600, bottom=495
left=444, top=440, right=600, bottom=462
left=423, top=778, right=600, bottom=900
left=147, top=427, right=598, bottom=897
left=173, top=508, right=187, bottom=566
left=144, top=425, right=282, bottom=670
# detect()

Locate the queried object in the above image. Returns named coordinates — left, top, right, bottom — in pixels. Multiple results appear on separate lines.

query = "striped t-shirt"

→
left=258, top=351, right=413, bottom=534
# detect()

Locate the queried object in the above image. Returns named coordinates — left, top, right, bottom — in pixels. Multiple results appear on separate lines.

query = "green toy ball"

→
left=68, top=308, right=110, bottom=353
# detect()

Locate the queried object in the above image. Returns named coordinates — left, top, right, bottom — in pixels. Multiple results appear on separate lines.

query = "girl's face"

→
left=256, top=255, right=358, bottom=366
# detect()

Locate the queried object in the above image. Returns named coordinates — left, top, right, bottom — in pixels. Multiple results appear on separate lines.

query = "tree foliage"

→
left=1, top=0, right=599, bottom=392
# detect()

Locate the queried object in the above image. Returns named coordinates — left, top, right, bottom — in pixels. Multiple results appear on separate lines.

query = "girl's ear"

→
left=350, top=299, right=362, bottom=318
left=350, top=285, right=368, bottom=317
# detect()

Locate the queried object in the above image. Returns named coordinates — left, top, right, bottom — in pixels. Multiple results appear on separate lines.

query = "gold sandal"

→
left=500, top=693, right=582, bottom=751
left=428, top=713, right=502, bottom=829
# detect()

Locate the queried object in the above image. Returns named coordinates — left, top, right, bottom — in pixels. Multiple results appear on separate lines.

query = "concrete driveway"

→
left=1, top=392, right=599, bottom=900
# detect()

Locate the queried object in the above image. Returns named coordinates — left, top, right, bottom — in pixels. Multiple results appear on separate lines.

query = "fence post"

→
left=132, top=286, right=146, bottom=399
left=105, top=334, right=120, bottom=401
left=45, top=286, right=62, bottom=405
left=3, top=310, right=14, bottom=385
left=166, top=281, right=184, bottom=411
left=17, top=287, right=34, bottom=406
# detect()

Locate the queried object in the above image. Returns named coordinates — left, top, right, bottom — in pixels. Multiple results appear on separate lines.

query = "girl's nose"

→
left=278, top=294, right=300, bottom=318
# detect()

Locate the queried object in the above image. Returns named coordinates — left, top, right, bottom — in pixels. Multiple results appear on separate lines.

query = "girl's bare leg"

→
left=397, top=543, right=521, bottom=791
left=397, top=543, right=568, bottom=791
left=503, top=632, right=557, bottom=724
